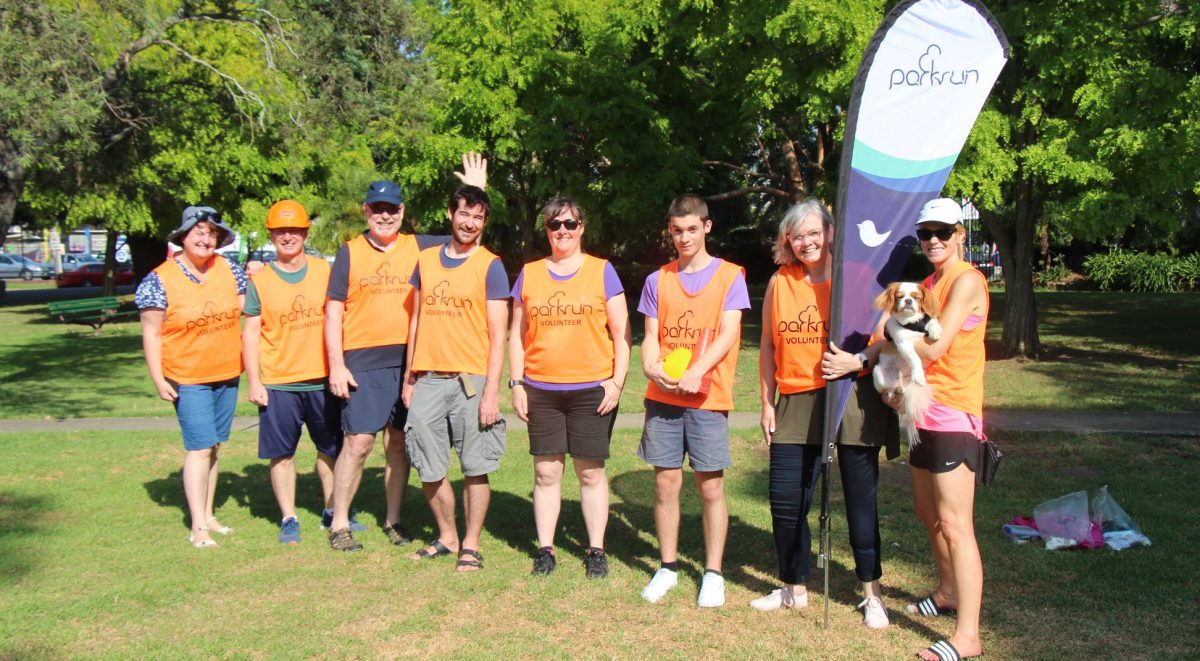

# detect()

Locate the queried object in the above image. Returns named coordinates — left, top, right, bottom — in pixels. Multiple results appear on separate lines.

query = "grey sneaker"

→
left=531, top=547, right=557, bottom=576
left=584, top=548, right=608, bottom=579
left=328, top=528, right=363, bottom=552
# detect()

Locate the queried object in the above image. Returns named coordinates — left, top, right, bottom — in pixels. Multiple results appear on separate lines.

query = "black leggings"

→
left=768, top=443, right=883, bottom=584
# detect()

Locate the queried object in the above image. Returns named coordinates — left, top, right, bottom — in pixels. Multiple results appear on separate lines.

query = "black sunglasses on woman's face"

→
left=546, top=219, right=581, bottom=231
left=916, top=226, right=955, bottom=241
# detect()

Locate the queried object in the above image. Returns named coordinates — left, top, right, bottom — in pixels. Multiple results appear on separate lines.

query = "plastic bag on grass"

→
left=1033, top=490, right=1091, bottom=547
left=1090, top=485, right=1151, bottom=550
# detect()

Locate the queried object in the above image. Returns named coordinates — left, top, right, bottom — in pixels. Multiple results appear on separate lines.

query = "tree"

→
left=949, top=0, right=1199, bottom=358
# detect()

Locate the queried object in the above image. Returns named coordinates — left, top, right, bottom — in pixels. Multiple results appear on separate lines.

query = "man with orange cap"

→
left=242, top=200, right=344, bottom=545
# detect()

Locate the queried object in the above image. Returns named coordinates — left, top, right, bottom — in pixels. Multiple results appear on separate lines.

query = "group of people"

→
left=138, top=152, right=990, bottom=660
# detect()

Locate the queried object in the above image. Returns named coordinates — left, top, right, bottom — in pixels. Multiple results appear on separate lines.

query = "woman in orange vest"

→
left=508, top=198, right=631, bottom=579
left=757, top=200, right=898, bottom=627
left=136, top=206, right=246, bottom=549
left=899, top=198, right=990, bottom=661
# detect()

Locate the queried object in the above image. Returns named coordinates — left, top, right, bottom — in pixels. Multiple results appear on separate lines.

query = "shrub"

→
left=1083, top=249, right=1199, bottom=292
left=1033, top=256, right=1074, bottom=289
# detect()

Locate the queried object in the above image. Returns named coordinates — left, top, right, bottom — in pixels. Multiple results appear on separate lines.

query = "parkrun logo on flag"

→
left=777, top=304, right=829, bottom=344
left=186, top=300, right=239, bottom=335
left=358, top=262, right=406, bottom=292
left=423, top=280, right=474, bottom=317
left=889, top=44, right=980, bottom=90
left=528, top=290, right=593, bottom=326
left=279, top=294, right=324, bottom=329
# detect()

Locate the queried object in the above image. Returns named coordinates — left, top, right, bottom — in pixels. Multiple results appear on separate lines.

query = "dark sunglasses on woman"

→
left=546, top=219, right=581, bottom=231
left=916, top=226, right=955, bottom=241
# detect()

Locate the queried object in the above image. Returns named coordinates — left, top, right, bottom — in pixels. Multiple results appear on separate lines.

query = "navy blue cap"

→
left=364, top=180, right=404, bottom=205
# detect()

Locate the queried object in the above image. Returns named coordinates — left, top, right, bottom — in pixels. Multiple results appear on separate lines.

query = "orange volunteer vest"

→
left=342, top=233, right=420, bottom=351
left=155, top=258, right=242, bottom=384
left=251, top=256, right=331, bottom=385
left=410, top=246, right=496, bottom=375
left=924, top=260, right=988, bottom=417
left=770, top=264, right=829, bottom=395
left=646, top=259, right=744, bottom=411
left=521, top=255, right=614, bottom=383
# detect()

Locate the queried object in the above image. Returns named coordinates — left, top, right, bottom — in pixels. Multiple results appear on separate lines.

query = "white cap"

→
left=916, top=198, right=964, bottom=226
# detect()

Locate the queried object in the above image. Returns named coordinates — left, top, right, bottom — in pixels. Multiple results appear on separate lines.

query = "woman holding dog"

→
left=887, top=197, right=990, bottom=661
left=137, top=206, right=247, bottom=549
left=755, top=200, right=898, bottom=627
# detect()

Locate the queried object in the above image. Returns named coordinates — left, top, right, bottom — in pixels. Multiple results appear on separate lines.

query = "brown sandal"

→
left=456, top=548, right=483, bottom=571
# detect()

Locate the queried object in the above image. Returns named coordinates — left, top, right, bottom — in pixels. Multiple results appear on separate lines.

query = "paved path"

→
left=1, top=410, right=1196, bottom=436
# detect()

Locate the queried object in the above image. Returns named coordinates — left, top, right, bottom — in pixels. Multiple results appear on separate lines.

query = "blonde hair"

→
left=773, top=200, right=834, bottom=266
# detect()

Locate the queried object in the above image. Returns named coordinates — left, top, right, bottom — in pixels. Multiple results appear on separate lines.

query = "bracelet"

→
left=612, top=379, right=624, bottom=391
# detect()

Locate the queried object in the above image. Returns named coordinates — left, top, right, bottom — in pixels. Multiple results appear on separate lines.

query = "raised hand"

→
left=453, top=151, right=488, bottom=189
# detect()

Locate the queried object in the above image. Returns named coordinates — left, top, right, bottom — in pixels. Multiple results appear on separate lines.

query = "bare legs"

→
left=415, top=474, right=491, bottom=568
left=182, top=444, right=220, bottom=543
left=533, top=455, right=609, bottom=550
left=383, top=426, right=410, bottom=527
left=330, top=432, right=374, bottom=531
left=651, top=467, right=726, bottom=571
left=913, top=465, right=983, bottom=659
left=269, top=452, right=336, bottom=521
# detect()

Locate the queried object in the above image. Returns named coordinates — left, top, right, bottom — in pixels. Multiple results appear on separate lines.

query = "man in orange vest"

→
left=324, top=154, right=487, bottom=552
left=636, top=194, right=750, bottom=608
left=401, top=185, right=510, bottom=572
left=242, top=200, right=342, bottom=545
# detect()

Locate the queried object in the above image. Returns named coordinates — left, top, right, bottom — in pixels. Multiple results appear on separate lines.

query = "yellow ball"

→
left=662, top=348, right=692, bottom=380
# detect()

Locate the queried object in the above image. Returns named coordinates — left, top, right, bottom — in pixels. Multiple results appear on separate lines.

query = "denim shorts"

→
left=258, top=388, right=342, bottom=460
left=637, top=398, right=732, bottom=472
left=173, top=378, right=239, bottom=451
left=403, top=373, right=507, bottom=482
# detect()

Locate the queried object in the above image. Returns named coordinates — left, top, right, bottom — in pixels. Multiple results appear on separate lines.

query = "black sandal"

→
left=456, top=548, right=484, bottom=571
left=907, top=595, right=957, bottom=617
left=412, top=540, right=453, bottom=560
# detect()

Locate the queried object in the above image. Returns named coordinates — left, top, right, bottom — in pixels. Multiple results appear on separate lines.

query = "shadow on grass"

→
left=1, top=331, right=145, bottom=418
left=0, top=492, right=52, bottom=585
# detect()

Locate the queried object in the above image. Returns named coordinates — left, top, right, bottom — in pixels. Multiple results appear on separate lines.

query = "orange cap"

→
left=266, top=200, right=310, bottom=229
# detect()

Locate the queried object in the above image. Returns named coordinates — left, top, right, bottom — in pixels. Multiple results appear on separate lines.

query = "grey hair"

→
left=773, top=199, right=834, bottom=266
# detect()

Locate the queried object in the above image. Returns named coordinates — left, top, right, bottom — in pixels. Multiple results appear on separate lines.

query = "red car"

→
left=56, top=263, right=135, bottom=288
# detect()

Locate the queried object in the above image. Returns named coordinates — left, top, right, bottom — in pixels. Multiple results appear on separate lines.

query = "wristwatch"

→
left=508, top=379, right=525, bottom=389
left=857, top=353, right=869, bottom=370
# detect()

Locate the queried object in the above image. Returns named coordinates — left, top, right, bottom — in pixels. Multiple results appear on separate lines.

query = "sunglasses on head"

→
left=916, top=226, right=956, bottom=241
left=196, top=210, right=223, bottom=224
left=546, top=219, right=581, bottom=231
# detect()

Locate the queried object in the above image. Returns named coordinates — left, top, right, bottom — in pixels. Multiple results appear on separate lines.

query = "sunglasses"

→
left=546, top=219, right=581, bottom=231
left=916, top=226, right=956, bottom=241
left=195, top=210, right=223, bottom=224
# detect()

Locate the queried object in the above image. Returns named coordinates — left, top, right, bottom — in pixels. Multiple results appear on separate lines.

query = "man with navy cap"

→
left=324, top=152, right=487, bottom=551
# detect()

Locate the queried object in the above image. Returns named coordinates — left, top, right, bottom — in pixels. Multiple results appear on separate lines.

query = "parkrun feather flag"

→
left=822, top=0, right=1009, bottom=460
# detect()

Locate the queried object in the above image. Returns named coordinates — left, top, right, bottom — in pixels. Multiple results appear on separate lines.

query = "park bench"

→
left=46, top=296, right=137, bottom=335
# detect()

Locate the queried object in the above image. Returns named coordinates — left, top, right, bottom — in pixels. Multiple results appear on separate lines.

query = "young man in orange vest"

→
left=242, top=200, right=341, bottom=545
left=636, top=194, right=750, bottom=607
left=324, top=155, right=487, bottom=552
left=401, top=185, right=509, bottom=572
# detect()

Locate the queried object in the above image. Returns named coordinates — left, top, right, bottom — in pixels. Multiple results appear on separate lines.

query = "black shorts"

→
left=525, top=386, right=615, bottom=461
left=342, top=367, right=407, bottom=435
left=909, top=429, right=980, bottom=474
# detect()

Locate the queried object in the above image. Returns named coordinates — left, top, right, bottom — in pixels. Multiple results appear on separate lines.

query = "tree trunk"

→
left=0, top=138, right=26, bottom=251
left=984, top=175, right=1041, bottom=359
left=128, top=233, right=166, bottom=283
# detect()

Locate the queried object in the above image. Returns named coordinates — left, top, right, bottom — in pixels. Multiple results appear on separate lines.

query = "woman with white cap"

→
left=906, top=198, right=990, bottom=661
left=136, top=206, right=247, bottom=548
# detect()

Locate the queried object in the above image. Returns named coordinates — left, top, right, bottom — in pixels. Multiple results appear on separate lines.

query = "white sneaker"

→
left=697, top=572, right=726, bottom=608
left=749, top=586, right=808, bottom=611
left=641, top=568, right=678, bottom=603
left=859, top=595, right=889, bottom=629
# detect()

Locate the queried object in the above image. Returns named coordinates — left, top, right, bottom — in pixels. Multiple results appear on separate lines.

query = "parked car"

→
left=56, top=263, right=135, bottom=288
left=0, top=254, right=49, bottom=280
left=59, top=253, right=103, bottom=272
left=21, top=258, right=54, bottom=280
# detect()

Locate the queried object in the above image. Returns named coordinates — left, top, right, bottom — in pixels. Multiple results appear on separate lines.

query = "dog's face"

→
left=874, top=282, right=938, bottom=321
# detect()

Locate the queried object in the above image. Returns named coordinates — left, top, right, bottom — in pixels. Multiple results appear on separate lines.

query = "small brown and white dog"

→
left=873, top=282, right=941, bottom=444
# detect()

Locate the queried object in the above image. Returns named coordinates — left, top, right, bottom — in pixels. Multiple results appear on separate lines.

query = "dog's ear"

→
left=874, top=283, right=899, bottom=311
left=920, top=287, right=939, bottom=317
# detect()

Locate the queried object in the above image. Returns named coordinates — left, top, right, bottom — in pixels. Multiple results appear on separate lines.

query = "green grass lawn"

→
left=0, top=427, right=1194, bottom=658
left=1, top=291, right=1196, bottom=420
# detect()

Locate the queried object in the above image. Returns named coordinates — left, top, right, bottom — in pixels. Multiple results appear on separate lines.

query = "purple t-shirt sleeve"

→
left=637, top=270, right=661, bottom=319
left=603, top=261, right=624, bottom=300
left=724, top=271, right=751, bottom=311
left=510, top=269, right=524, bottom=300
left=486, top=258, right=510, bottom=300
left=327, top=243, right=351, bottom=301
